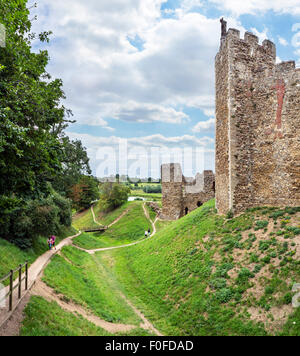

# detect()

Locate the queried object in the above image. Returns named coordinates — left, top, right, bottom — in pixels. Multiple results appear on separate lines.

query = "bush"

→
left=27, top=197, right=60, bottom=237
left=52, top=191, right=72, bottom=226
left=100, top=183, right=130, bottom=212
left=0, top=191, right=72, bottom=250
left=142, top=185, right=162, bottom=194
left=226, top=210, right=234, bottom=219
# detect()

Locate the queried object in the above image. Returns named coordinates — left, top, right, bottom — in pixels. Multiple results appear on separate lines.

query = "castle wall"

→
left=161, top=164, right=215, bottom=220
left=161, top=164, right=184, bottom=220
left=216, top=28, right=300, bottom=214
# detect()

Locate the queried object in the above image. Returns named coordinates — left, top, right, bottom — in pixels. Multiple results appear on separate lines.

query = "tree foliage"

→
left=99, top=183, right=130, bottom=212
left=69, top=175, right=99, bottom=210
left=0, top=1, right=63, bottom=197
left=0, top=1, right=94, bottom=248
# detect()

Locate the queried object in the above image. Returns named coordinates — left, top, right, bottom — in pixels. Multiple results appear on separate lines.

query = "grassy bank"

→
left=0, top=226, right=76, bottom=283
left=96, top=201, right=300, bottom=335
left=19, top=200, right=300, bottom=336
left=73, top=202, right=151, bottom=249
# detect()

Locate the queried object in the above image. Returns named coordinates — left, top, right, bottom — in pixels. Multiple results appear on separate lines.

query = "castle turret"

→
left=215, top=20, right=300, bottom=214
left=161, top=163, right=183, bottom=220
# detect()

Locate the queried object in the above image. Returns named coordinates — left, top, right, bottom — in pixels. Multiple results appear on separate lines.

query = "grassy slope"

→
left=97, top=200, right=300, bottom=336
left=72, top=207, right=99, bottom=231
left=0, top=226, right=76, bottom=283
left=21, top=245, right=153, bottom=336
left=93, top=201, right=131, bottom=226
left=73, top=202, right=151, bottom=249
left=19, top=200, right=300, bottom=336
left=20, top=296, right=112, bottom=336
left=42, top=246, right=140, bottom=324
left=20, top=296, right=151, bottom=336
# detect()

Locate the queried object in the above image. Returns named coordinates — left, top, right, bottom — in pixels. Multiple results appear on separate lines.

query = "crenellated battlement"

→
left=220, top=26, right=277, bottom=62
left=215, top=20, right=300, bottom=215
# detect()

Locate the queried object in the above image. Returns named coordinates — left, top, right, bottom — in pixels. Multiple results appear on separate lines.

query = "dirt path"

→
left=91, top=205, right=102, bottom=226
left=31, top=280, right=137, bottom=334
left=0, top=203, right=161, bottom=335
left=0, top=231, right=81, bottom=331
left=120, top=293, right=163, bottom=336
left=91, top=204, right=130, bottom=229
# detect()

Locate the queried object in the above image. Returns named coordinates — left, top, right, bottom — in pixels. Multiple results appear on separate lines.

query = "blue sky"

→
left=30, top=0, right=300, bottom=178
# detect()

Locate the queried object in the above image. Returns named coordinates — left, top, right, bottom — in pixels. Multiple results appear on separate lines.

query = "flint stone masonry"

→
left=215, top=25, right=300, bottom=215
left=161, top=163, right=215, bottom=220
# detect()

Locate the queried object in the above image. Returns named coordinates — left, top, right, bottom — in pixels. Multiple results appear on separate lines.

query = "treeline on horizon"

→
left=0, top=0, right=99, bottom=249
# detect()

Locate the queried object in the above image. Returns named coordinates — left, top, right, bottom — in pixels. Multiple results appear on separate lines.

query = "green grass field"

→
left=130, top=190, right=162, bottom=200
left=73, top=202, right=151, bottom=249
left=20, top=296, right=152, bottom=336
left=16, top=200, right=300, bottom=336
left=94, top=201, right=131, bottom=226
left=93, top=201, right=300, bottom=336
left=72, top=207, right=99, bottom=231
left=0, top=226, right=76, bottom=284
left=42, top=246, right=141, bottom=324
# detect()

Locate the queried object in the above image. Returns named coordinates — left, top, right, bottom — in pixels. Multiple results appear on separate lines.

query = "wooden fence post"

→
left=9, top=270, right=13, bottom=311
left=18, top=264, right=22, bottom=299
left=25, top=261, right=28, bottom=290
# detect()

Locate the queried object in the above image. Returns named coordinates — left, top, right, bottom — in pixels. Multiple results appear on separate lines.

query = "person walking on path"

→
left=148, top=228, right=151, bottom=236
left=51, top=235, right=57, bottom=250
left=145, top=230, right=148, bottom=237
left=47, top=237, right=52, bottom=250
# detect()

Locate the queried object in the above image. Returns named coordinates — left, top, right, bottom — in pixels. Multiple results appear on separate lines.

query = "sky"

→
left=30, top=0, right=300, bottom=179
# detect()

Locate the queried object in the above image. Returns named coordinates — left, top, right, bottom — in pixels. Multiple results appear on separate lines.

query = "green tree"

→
left=69, top=175, right=99, bottom=210
left=100, top=183, right=130, bottom=211
left=0, top=0, right=72, bottom=198
left=52, top=137, right=91, bottom=196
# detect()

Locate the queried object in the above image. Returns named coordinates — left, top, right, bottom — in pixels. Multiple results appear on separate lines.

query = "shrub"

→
left=226, top=210, right=234, bottom=219
left=236, top=268, right=254, bottom=285
left=215, top=288, right=233, bottom=303
left=100, top=183, right=130, bottom=211
left=0, top=191, right=72, bottom=250
left=142, top=185, right=162, bottom=194
left=52, top=191, right=72, bottom=226
left=255, top=220, right=268, bottom=230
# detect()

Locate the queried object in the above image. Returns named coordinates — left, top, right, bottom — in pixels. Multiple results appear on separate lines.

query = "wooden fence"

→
left=83, top=226, right=108, bottom=233
left=0, top=262, right=28, bottom=311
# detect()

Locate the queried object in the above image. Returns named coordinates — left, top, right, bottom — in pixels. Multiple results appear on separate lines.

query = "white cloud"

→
left=31, top=3, right=222, bottom=127
left=278, top=36, right=288, bottom=46
left=250, top=27, right=269, bottom=43
left=192, top=118, right=215, bottom=132
left=66, top=131, right=215, bottom=177
left=107, top=101, right=189, bottom=124
left=210, top=0, right=300, bottom=16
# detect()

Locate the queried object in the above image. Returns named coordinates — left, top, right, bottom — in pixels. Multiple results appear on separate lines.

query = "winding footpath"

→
left=0, top=202, right=161, bottom=336
left=84, top=202, right=157, bottom=254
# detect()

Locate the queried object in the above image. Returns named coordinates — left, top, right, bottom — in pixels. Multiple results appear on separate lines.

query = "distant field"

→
left=130, top=190, right=162, bottom=200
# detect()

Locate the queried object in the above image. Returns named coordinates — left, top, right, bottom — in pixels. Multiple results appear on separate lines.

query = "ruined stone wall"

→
left=161, top=164, right=215, bottom=220
left=161, top=163, right=184, bottom=220
left=215, top=27, right=300, bottom=215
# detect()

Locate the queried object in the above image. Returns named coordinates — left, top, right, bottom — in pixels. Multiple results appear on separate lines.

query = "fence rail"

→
left=83, top=226, right=108, bottom=233
left=0, top=262, right=28, bottom=311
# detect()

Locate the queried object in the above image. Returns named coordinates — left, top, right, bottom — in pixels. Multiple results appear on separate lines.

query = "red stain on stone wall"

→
left=266, top=79, right=285, bottom=139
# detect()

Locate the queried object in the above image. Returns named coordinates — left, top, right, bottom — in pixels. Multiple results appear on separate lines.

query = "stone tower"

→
left=161, top=163, right=184, bottom=220
left=215, top=22, right=300, bottom=215
left=161, top=163, right=215, bottom=220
